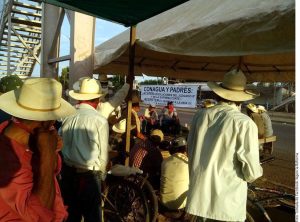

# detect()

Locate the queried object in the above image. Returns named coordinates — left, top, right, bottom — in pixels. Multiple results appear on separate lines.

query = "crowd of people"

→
left=0, top=69, right=269, bottom=222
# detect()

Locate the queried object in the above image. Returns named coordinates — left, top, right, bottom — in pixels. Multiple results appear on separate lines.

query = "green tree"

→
left=110, top=75, right=125, bottom=90
left=139, top=78, right=163, bottom=85
left=59, top=67, right=69, bottom=90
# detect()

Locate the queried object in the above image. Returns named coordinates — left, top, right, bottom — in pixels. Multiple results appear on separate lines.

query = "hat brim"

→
left=207, top=82, right=258, bottom=102
left=112, top=125, right=136, bottom=134
left=68, top=90, right=107, bottom=101
left=246, top=105, right=258, bottom=113
left=0, top=90, right=76, bottom=121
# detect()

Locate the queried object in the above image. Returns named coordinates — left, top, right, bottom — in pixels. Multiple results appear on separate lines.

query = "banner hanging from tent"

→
left=140, top=85, right=199, bottom=108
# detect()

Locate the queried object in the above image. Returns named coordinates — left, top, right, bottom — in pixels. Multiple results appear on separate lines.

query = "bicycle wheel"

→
left=126, top=175, right=158, bottom=222
left=103, top=177, right=150, bottom=222
left=246, top=212, right=255, bottom=222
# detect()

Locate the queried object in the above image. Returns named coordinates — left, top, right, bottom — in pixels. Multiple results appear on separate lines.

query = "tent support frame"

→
left=125, top=25, right=136, bottom=166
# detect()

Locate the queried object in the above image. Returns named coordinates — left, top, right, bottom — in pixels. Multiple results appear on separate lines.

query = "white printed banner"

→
left=140, top=85, right=199, bottom=108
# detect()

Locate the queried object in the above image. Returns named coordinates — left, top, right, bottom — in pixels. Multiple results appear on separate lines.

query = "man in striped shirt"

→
left=129, top=129, right=164, bottom=189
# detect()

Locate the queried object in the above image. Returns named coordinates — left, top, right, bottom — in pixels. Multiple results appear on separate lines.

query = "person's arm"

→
left=97, top=83, right=130, bottom=119
left=236, top=120, right=263, bottom=183
left=98, top=120, right=109, bottom=179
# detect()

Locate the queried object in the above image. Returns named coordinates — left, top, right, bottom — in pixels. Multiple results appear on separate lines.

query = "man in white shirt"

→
left=60, top=77, right=109, bottom=222
left=186, top=70, right=263, bottom=222
left=142, top=103, right=159, bottom=134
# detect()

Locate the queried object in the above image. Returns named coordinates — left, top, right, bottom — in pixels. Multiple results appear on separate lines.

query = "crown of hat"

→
left=172, top=137, right=187, bottom=148
left=221, top=69, right=247, bottom=91
left=112, top=119, right=136, bottom=134
left=18, top=78, right=62, bottom=110
left=150, top=129, right=164, bottom=141
left=77, top=77, right=102, bottom=94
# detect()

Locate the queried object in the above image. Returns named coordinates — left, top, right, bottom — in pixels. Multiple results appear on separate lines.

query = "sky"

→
left=32, top=16, right=155, bottom=82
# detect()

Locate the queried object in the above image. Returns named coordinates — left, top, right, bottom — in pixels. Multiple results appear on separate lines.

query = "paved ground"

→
left=140, top=107, right=296, bottom=221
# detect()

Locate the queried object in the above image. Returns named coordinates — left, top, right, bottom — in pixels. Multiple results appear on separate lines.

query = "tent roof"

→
left=94, top=0, right=295, bottom=82
left=41, top=0, right=189, bottom=26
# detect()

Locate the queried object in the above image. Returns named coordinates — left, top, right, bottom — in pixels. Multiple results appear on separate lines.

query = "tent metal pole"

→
left=125, top=25, right=136, bottom=166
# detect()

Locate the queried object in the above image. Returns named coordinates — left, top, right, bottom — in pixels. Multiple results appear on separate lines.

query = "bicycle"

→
left=101, top=173, right=158, bottom=222
left=246, top=157, right=295, bottom=222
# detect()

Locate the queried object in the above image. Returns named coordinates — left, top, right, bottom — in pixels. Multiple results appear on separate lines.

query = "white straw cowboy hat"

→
left=112, top=119, right=136, bottom=134
left=150, top=129, right=164, bottom=142
left=150, top=103, right=156, bottom=108
left=207, top=69, right=259, bottom=102
left=246, top=103, right=258, bottom=113
left=257, top=105, right=267, bottom=112
left=69, top=77, right=107, bottom=101
left=0, top=78, right=75, bottom=121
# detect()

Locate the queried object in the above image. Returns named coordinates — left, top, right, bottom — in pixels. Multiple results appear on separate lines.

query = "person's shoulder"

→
left=231, top=111, right=257, bottom=128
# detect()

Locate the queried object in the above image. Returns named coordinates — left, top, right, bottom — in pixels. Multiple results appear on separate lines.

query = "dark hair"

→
left=167, top=101, right=173, bottom=105
left=214, top=94, right=242, bottom=106
left=132, top=102, right=140, bottom=108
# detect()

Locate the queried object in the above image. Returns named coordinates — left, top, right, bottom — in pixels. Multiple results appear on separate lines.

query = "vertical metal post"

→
left=7, top=6, right=12, bottom=75
left=273, top=82, right=276, bottom=108
left=125, top=26, right=136, bottom=166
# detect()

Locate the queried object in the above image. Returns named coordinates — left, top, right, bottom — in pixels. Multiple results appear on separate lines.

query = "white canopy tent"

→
left=94, top=0, right=295, bottom=82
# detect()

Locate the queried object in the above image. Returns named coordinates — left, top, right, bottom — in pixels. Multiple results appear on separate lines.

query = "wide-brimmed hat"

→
left=0, top=78, right=75, bottom=121
left=246, top=103, right=258, bottom=113
left=207, top=69, right=259, bottom=102
left=69, top=77, right=107, bottom=101
left=150, top=129, right=164, bottom=142
left=149, top=103, right=156, bottom=108
left=203, top=99, right=216, bottom=108
left=172, top=137, right=187, bottom=148
left=112, top=119, right=136, bottom=134
left=257, top=105, right=267, bottom=112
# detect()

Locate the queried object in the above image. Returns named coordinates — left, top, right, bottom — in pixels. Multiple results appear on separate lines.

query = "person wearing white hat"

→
left=120, top=90, right=146, bottom=141
left=72, top=76, right=130, bottom=119
left=60, top=77, right=109, bottom=222
left=246, top=103, right=273, bottom=139
left=186, top=69, right=263, bottom=222
left=110, top=119, right=136, bottom=165
left=0, top=78, right=75, bottom=221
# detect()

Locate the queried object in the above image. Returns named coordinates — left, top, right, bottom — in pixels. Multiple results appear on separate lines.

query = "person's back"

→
left=187, top=102, right=262, bottom=220
left=260, top=111, right=273, bottom=137
left=129, top=129, right=164, bottom=189
left=62, top=104, right=108, bottom=170
left=248, top=104, right=273, bottom=138
left=186, top=70, right=263, bottom=222
left=160, top=137, right=189, bottom=210
left=60, top=77, right=109, bottom=222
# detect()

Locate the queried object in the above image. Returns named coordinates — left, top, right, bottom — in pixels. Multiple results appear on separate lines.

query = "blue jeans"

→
left=60, top=163, right=102, bottom=222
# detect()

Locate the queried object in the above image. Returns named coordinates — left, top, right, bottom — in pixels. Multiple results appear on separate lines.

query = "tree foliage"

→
left=59, top=67, right=69, bottom=89
left=139, top=78, right=163, bottom=85
left=110, top=75, right=125, bottom=90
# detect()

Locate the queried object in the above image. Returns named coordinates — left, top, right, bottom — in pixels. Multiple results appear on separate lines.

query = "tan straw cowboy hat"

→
left=0, top=78, right=75, bottom=121
left=112, top=119, right=136, bottom=134
left=246, top=103, right=258, bottom=113
left=69, top=77, right=107, bottom=101
left=207, top=69, right=259, bottom=102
